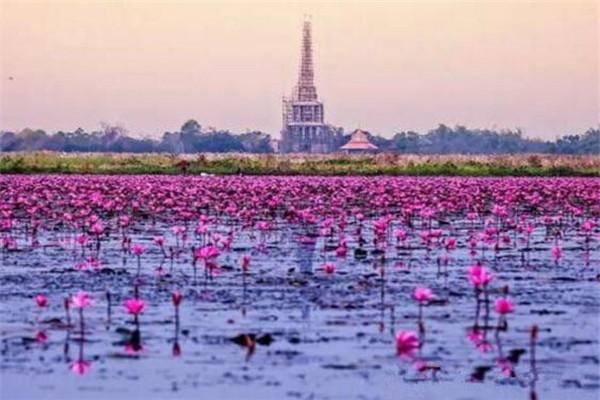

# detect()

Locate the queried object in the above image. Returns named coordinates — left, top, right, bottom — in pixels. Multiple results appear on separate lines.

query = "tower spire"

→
left=295, top=19, right=317, bottom=101
left=281, top=18, right=335, bottom=154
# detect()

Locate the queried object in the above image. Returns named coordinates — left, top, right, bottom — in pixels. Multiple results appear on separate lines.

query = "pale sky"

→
left=1, top=0, right=598, bottom=139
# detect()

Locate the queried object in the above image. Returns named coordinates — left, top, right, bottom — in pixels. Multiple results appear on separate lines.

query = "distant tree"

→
left=580, top=128, right=600, bottom=154
left=17, top=128, right=49, bottom=150
left=159, top=132, right=184, bottom=153
left=390, top=131, right=421, bottom=153
left=99, top=123, right=127, bottom=150
left=1, top=122, right=598, bottom=155
left=238, top=131, right=274, bottom=153
left=0, top=131, right=19, bottom=151
left=181, top=119, right=201, bottom=135
left=554, top=129, right=599, bottom=154
left=194, top=131, right=245, bottom=152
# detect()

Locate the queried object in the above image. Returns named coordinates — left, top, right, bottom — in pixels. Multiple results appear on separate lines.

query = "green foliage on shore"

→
left=1, top=152, right=598, bottom=176
left=3, top=122, right=599, bottom=155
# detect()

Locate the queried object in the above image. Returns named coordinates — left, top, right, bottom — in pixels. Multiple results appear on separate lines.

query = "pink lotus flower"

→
left=413, top=287, right=433, bottom=304
left=477, top=340, right=494, bottom=353
left=467, top=328, right=483, bottom=345
left=172, top=291, right=183, bottom=307
left=195, top=223, right=209, bottom=235
left=171, top=225, right=186, bottom=236
left=153, top=236, right=165, bottom=246
left=70, top=291, right=92, bottom=309
left=430, top=229, right=442, bottom=238
left=468, top=237, right=478, bottom=249
left=119, top=215, right=131, bottom=227
left=419, top=208, right=434, bottom=219
left=466, top=327, right=493, bottom=353
left=299, top=235, right=316, bottom=245
left=321, top=218, right=334, bottom=228
left=445, top=237, right=457, bottom=251
left=413, top=360, right=427, bottom=373
left=131, top=243, right=145, bottom=256
left=86, top=256, right=101, bottom=269
left=413, top=360, right=440, bottom=375
left=256, top=221, right=270, bottom=231
left=319, top=227, right=331, bottom=236
left=322, top=262, right=335, bottom=274
left=551, top=245, right=562, bottom=261
left=76, top=234, right=89, bottom=246
left=440, top=254, right=449, bottom=266
left=90, top=222, right=103, bottom=235
left=172, top=341, right=182, bottom=357
left=582, top=219, right=595, bottom=232
left=394, top=229, right=407, bottom=242
left=70, top=360, right=91, bottom=376
left=241, top=255, right=251, bottom=272
left=395, top=261, right=407, bottom=270
left=531, top=324, right=538, bottom=341
left=468, top=264, right=493, bottom=287
left=524, top=224, right=535, bottom=236
left=497, top=358, right=514, bottom=377
left=123, top=298, right=146, bottom=315
left=492, top=204, right=508, bottom=217
left=395, top=330, right=419, bottom=357
left=124, top=342, right=144, bottom=354
left=195, top=245, right=220, bottom=260
left=74, top=261, right=88, bottom=271
left=494, top=297, right=515, bottom=315
left=35, top=330, right=48, bottom=343
left=35, top=294, right=48, bottom=308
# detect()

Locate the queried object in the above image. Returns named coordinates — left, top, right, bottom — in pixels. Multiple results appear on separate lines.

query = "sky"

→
left=1, top=0, right=598, bottom=139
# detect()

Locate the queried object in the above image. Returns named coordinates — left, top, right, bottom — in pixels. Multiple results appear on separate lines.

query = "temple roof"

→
left=340, top=129, right=378, bottom=150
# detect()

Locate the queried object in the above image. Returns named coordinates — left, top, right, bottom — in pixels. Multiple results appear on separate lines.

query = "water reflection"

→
left=70, top=315, right=91, bottom=376
left=105, top=290, right=112, bottom=330
left=172, top=290, right=182, bottom=357
left=296, top=231, right=317, bottom=275
left=529, top=325, right=539, bottom=400
left=3, top=175, right=596, bottom=400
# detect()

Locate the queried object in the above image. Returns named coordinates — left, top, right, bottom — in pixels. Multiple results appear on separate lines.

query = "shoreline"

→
left=1, top=152, right=599, bottom=176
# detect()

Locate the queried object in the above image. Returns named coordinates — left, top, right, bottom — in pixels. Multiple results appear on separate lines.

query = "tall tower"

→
left=295, top=20, right=317, bottom=102
left=281, top=20, right=337, bottom=153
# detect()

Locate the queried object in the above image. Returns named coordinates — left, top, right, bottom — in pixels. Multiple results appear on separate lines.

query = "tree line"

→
left=371, top=125, right=599, bottom=155
left=1, top=120, right=598, bottom=154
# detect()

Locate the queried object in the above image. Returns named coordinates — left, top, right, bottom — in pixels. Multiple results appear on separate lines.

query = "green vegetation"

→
left=2, top=120, right=599, bottom=155
left=1, top=152, right=599, bottom=176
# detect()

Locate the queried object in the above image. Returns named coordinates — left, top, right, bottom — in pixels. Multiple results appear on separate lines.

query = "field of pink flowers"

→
left=1, top=175, right=599, bottom=400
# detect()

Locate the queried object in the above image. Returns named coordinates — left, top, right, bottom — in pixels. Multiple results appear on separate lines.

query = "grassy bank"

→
left=1, top=152, right=599, bottom=176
